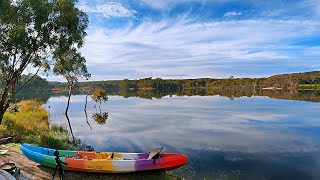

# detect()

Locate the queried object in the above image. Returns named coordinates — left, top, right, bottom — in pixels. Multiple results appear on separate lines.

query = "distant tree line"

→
left=72, top=77, right=216, bottom=92
left=0, top=74, right=53, bottom=92
left=55, top=71, right=320, bottom=92
left=3, top=71, right=319, bottom=95
left=3, top=71, right=320, bottom=103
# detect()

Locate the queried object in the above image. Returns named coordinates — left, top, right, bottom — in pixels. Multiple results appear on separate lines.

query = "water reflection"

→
left=91, top=112, right=108, bottom=125
left=84, top=107, right=92, bottom=130
left=15, top=89, right=320, bottom=104
left=65, top=110, right=75, bottom=142
left=84, top=94, right=92, bottom=130
left=44, top=95, right=320, bottom=179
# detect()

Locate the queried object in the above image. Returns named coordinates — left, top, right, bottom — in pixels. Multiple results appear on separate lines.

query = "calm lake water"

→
left=42, top=93, right=320, bottom=180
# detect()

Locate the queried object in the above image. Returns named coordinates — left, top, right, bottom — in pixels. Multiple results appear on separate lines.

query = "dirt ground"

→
left=0, top=144, right=177, bottom=180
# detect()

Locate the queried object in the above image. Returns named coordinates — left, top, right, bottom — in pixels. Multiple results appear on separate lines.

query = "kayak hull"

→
left=20, top=144, right=188, bottom=173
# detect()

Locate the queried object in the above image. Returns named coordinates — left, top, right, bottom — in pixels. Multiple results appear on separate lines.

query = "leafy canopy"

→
left=0, top=0, right=89, bottom=122
left=0, top=0, right=88, bottom=75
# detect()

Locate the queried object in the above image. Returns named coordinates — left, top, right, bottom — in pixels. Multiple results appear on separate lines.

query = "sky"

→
left=50, top=0, right=320, bottom=81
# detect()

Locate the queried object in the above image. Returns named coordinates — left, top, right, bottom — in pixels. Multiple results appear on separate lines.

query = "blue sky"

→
left=52, top=0, right=320, bottom=80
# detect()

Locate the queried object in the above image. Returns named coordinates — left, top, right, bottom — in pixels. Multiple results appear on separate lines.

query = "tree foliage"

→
left=53, top=47, right=90, bottom=88
left=0, top=0, right=88, bottom=123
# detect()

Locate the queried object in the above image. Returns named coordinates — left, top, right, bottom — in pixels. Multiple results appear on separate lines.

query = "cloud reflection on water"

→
left=45, top=95, right=320, bottom=154
left=44, top=95, right=320, bottom=179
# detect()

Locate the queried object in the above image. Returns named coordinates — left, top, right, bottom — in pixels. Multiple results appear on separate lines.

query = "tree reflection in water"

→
left=83, top=89, right=109, bottom=126
left=84, top=93, right=92, bottom=130
left=91, top=112, right=109, bottom=125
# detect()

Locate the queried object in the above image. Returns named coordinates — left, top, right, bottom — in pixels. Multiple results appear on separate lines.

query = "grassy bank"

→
left=0, top=100, right=74, bottom=149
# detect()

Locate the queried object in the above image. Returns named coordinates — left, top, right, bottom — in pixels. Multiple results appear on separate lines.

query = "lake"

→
left=40, top=91, right=320, bottom=180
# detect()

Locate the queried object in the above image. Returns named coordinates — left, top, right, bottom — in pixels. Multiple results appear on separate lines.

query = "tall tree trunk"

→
left=0, top=103, right=9, bottom=124
left=65, top=85, right=75, bottom=142
left=0, top=80, right=16, bottom=124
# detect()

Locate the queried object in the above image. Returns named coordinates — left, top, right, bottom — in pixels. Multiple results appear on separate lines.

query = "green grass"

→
left=2, top=100, right=49, bottom=144
left=0, top=100, right=75, bottom=149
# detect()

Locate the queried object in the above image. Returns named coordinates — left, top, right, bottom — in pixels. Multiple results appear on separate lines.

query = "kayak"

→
left=20, top=144, right=188, bottom=173
left=0, top=170, right=15, bottom=180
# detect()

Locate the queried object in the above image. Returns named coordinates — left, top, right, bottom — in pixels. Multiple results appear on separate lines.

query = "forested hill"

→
left=48, top=71, right=320, bottom=91
left=2, top=71, right=319, bottom=92
left=267, top=71, right=320, bottom=84
left=205, top=71, right=320, bottom=90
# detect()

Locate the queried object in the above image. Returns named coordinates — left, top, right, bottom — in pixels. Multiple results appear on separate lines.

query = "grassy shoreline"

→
left=0, top=100, right=76, bottom=150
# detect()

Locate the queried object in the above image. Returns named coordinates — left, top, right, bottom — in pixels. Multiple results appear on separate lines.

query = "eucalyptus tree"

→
left=0, top=0, right=88, bottom=123
left=53, top=48, right=90, bottom=140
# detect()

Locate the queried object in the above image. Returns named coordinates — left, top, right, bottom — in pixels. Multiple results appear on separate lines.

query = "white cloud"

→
left=140, top=0, right=204, bottom=9
left=307, top=0, right=320, bottom=17
left=139, top=0, right=236, bottom=9
left=305, top=46, right=320, bottom=56
left=79, top=2, right=136, bottom=18
left=79, top=18, right=320, bottom=80
left=224, top=11, right=243, bottom=17
left=315, top=5, right=320, bottom=18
